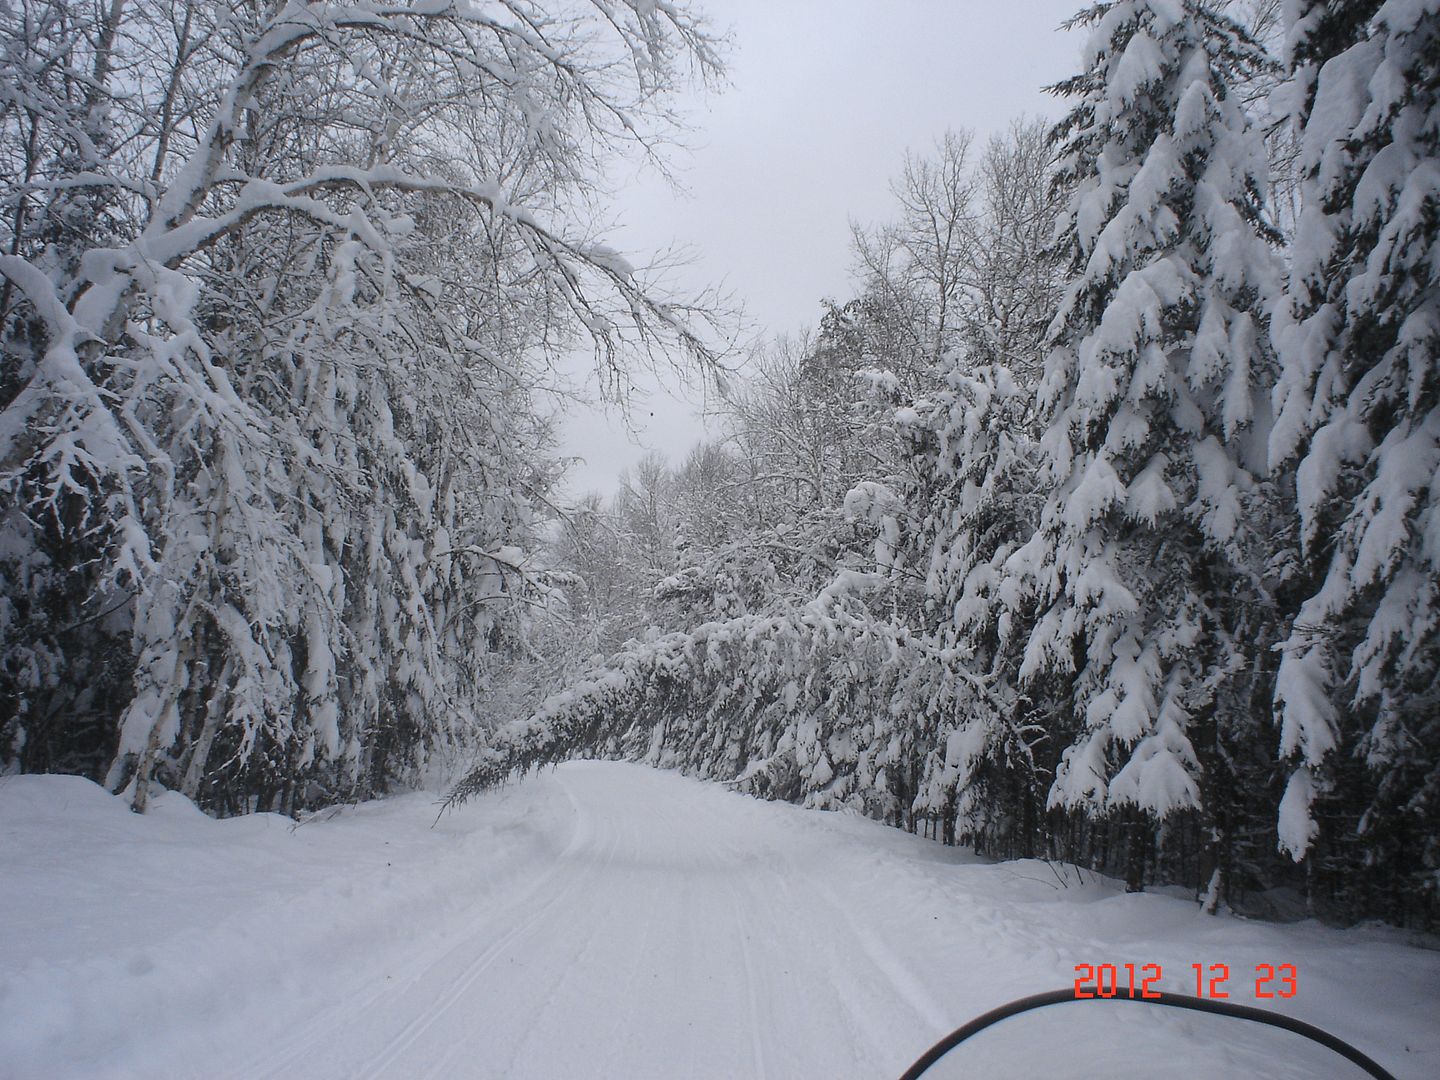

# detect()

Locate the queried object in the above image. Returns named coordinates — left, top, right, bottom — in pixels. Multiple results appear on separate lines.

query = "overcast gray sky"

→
left=558, top=0, right=1085, bottom=496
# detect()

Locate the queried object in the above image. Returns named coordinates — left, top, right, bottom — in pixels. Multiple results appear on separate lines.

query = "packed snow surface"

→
left=2, top=761, right=1437, bottom=1079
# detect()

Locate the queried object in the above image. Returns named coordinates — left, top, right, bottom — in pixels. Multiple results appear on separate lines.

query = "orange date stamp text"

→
left=1072, top=962, right=1298, bottom=1000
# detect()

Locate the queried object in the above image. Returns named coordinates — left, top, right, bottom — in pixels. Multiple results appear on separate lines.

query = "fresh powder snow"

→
left=2, top=761, right=1436, bottom=1079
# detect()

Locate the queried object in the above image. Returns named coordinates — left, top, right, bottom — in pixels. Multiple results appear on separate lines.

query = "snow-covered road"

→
left=3, top=761, right=1438, bottom=1079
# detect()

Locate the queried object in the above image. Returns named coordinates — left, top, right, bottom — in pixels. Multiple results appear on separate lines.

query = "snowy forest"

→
left=2, top=0, right=1437, bottom=935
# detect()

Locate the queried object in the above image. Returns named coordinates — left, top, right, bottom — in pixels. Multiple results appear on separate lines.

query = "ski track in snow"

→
left=3, top=761, right=1439, bottom=1079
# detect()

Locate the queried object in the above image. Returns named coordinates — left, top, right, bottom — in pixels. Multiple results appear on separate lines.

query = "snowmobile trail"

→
left=227, top=761, right=950, bottom=1079
left=352, top=796, right=621, bottom=1080
left=4, top=762, right=1438, bottom=1079
left=238, top=762, right=1434, bottom=1080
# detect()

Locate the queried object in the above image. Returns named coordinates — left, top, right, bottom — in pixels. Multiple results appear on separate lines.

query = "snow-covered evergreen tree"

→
left=887, top=122, right=1064, bottom=855
left=0, top=0, right=138, bottom=779
left=1269, top=0, right=1440, bottom=915
left=1011, top=0, right=1283, bottom=893
left=894, top=362, right=1049, bottom=854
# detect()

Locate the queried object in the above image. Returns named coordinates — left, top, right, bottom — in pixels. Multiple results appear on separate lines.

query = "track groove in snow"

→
left=355, top=803, right=618, bottom=1080
left=725, top=874, right=770, bottom=1080
left=3, top=762, right=1438, bottom=1079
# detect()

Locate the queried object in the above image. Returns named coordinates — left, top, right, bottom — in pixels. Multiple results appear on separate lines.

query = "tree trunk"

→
left=1126, top=812, right=1149, bottom=894
left=180, top=657, right=232, bottom=802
